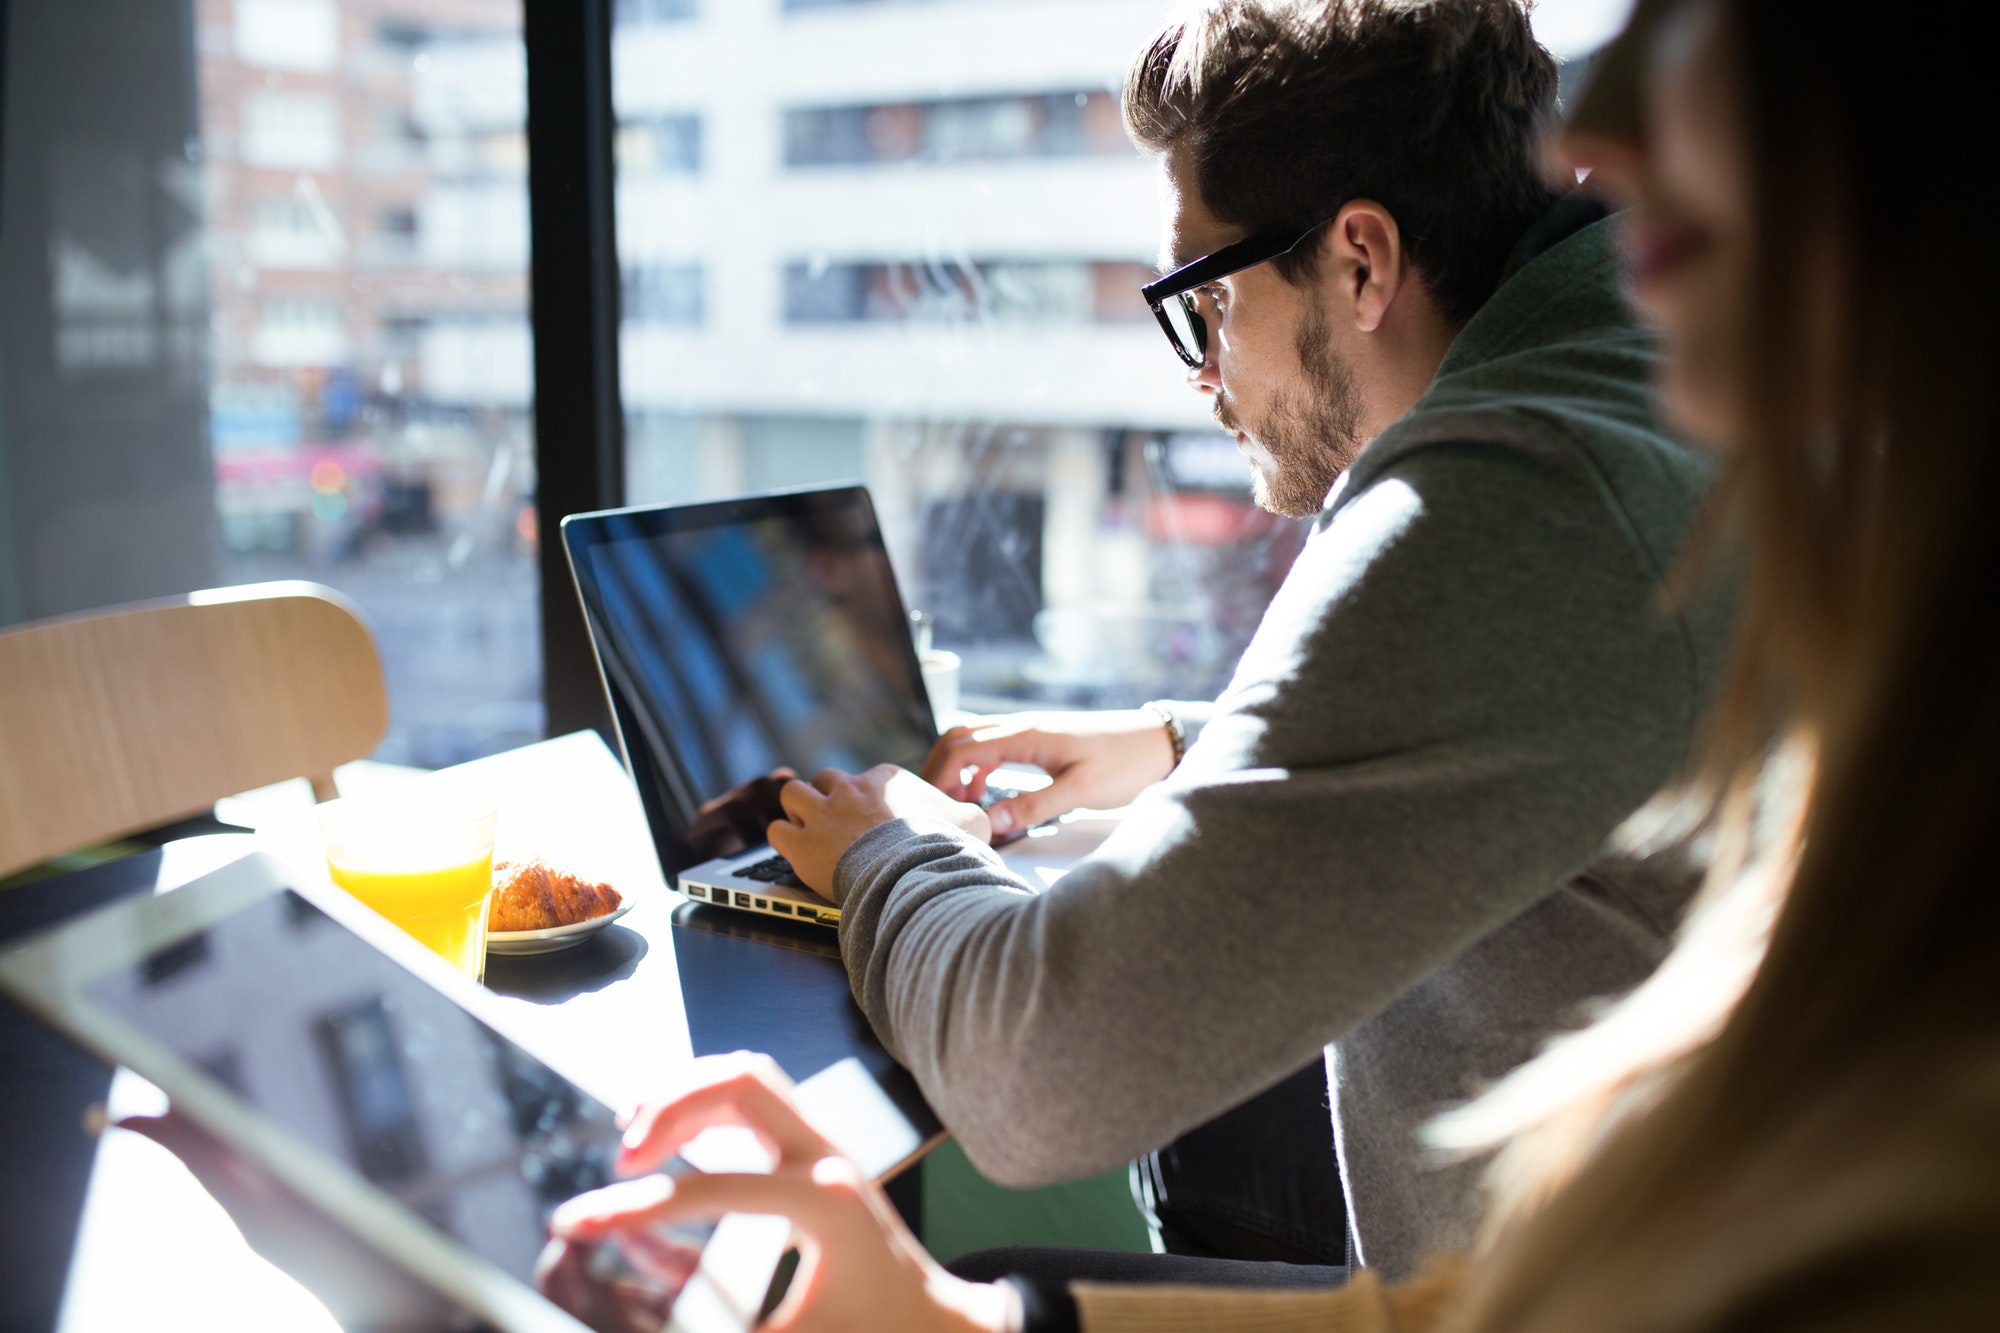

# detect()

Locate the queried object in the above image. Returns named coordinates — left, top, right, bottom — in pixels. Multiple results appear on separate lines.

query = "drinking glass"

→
left=317, top=783, right=499, bottom=982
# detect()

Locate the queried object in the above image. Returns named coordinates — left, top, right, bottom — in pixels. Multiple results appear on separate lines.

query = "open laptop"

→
left=562, top=485, right=1006, bottom=928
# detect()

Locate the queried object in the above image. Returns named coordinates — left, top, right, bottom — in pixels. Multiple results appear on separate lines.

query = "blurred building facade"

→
left=601, top=0, right=1289, bottom=709
left=192, top=0, right=540, bottom=765
left=158, top=0, right=1608, bottom=762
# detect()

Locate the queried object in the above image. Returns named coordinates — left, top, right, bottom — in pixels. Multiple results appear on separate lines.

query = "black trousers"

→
left=948, top=1059, right=1350, bottom=1289
left=948, top=1245, right=1347, bottom=1290
left=1138, top=1058, right=1349, bottom=1264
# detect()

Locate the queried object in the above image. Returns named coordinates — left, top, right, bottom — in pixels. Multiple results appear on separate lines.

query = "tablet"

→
left=0, top=852, right=786, bottom=1333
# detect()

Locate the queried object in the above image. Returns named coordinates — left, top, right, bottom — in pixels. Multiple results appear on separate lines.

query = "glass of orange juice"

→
left=317, top=783, right=499, bottom=982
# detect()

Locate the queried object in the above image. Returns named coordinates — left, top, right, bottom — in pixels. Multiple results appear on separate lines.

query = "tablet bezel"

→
left=0, top=851, right=783, bottom=1332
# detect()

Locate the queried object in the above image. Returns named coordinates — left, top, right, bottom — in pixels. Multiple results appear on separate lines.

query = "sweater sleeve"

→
left=1071, top=1262, right=1466, bottom=1333
left=834, top=438, right=1703, bottom=1187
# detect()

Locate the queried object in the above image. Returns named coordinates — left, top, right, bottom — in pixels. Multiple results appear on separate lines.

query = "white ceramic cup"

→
left=920, top=648, right=961, bottom=730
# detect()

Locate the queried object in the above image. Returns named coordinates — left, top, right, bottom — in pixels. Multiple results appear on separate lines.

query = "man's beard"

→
left=1216, top=306, right=1364, bottom=518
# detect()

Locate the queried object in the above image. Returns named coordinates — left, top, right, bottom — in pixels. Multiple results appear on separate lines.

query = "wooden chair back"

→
left=0, top=582, right=389, bottom=878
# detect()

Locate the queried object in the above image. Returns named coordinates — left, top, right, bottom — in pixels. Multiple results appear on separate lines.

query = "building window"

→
left=235, top=0, right=340, bottom=72
left=780, top=0, right=956, bottom=10
left=254, top=297, right=347, bottom=368
left=617, top=113, right=702, bottom=174
left=624, top=263, right=705, bottom=327
left=241, top=90, right=342, bottom=170
left=376, top=205, right=418, bottom=238
left=251, top=195, right=342, bottom=268
left=615, top=0, right=699, bottom=22
left=783, top=259, right=1153, bottom=326
left=783, top=90, right=1128, bottom=167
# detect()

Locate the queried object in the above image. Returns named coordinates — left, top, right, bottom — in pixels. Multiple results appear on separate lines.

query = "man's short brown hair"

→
left=1125, top=0, right=1560, bottom=326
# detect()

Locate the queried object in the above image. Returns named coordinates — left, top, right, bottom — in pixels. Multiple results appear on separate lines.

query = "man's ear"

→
left=1324, top=200, right=1405, bottom=335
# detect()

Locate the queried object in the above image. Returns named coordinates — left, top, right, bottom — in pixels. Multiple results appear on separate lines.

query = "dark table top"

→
left=0, top=732, right=939, bottom=1328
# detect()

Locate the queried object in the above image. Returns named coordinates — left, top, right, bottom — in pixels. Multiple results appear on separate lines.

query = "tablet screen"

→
left=84, top=888, right=689, bottom=1299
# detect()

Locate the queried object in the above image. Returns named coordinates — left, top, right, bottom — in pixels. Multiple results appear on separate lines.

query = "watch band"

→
left=1142, top=700, right=1187, bottom=769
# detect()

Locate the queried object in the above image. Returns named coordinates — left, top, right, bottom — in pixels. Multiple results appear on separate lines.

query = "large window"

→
left=609, top=0, right=1638, bottom=713
left=1, top=0, right=1639, bottom=765
left=196, top=0, right=540, bottom=766
left=613, top=0, right=1301, bottom=711
left=1, top=0, right=535, bottom=767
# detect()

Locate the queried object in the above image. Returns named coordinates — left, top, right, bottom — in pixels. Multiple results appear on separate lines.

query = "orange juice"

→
left=327, top=851, right=495, bottom=978
left=317, top=782, right=499, bottom=981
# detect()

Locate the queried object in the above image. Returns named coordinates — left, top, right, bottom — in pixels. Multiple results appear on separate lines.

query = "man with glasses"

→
left=766, top=0, right=1733, bottom=1289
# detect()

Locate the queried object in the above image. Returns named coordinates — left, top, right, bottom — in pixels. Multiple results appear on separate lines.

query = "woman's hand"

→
left=921, top=710, right=1178, bottom=838
left=552, top=1054, right=1015, bottom=1333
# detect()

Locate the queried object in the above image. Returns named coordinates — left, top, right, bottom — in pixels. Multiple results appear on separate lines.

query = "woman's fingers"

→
left=553, top=1160, right=864, bottom=1246
left=616, top=1055, right=834, bottom=1178
left=609, top=1226, right=705, bottom=1292
left=552, top=1174, right=680, bottom=1237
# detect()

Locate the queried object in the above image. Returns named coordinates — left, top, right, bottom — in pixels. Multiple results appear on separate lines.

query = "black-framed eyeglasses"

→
left=1141, top=215, right=1338, bottom=369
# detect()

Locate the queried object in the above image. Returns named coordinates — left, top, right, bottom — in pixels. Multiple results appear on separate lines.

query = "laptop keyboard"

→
left=737, top=854, right=805, bottom=888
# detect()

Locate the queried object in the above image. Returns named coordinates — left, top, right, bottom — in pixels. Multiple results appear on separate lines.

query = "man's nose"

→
left=1186, top=349, right=1221, bottom=396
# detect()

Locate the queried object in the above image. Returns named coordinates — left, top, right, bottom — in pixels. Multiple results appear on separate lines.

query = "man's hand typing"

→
left=767, top=765, right=991, bottom=897
left=921, top=709, right=1178, bottom=838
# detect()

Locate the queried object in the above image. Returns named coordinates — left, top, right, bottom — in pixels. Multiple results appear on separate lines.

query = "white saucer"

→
left=486, top=902, right=633, bottom=956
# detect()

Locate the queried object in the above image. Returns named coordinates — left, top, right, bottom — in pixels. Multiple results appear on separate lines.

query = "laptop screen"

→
left=563, top=486, right=938, bottom=880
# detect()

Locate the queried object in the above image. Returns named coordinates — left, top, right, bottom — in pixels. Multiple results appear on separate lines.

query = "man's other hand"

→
left=767, top=765, right=990, bottom=897
left=920, top=710, right=1177, bottom=839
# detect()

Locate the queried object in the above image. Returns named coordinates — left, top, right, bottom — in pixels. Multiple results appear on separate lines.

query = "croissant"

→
left=490, top=858, right=622, bottom=932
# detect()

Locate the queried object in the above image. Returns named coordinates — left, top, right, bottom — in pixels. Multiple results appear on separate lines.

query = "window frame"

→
left=523, top=0, right=627, bottom=740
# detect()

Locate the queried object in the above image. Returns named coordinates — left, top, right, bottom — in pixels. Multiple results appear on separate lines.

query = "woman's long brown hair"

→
left=1447, top=3, right=2000, bottom=1324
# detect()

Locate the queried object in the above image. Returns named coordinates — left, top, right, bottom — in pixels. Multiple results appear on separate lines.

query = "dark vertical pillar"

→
left=524, top=0, right=624, bottom=739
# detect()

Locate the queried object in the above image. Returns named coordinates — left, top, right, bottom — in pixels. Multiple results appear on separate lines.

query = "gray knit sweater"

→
left=831, top=202, right=1733, bottom=1279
